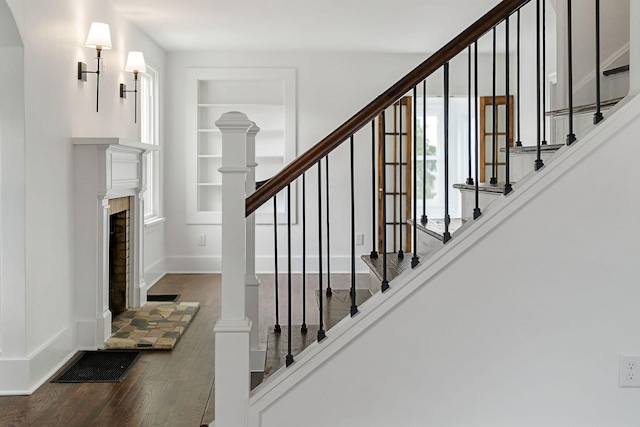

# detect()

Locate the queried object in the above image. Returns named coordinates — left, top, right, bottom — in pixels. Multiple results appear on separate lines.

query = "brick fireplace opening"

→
left=109, top=197, right=130, bottom=318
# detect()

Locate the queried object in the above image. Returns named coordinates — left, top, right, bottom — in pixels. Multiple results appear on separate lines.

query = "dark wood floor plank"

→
left=0, top=273, right=370, bottom=427
left=0, top=274, right=219, bottom=427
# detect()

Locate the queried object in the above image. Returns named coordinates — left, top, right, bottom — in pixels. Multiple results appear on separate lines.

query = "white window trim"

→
left=140, top=64, right=163, bottom=225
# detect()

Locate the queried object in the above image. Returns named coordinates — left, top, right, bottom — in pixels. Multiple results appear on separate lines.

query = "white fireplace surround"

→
left=72, top=137, right=156, bottom=348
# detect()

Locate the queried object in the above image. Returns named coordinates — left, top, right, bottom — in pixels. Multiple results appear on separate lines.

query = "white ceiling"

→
left=107, top=0, right=502, bottom=53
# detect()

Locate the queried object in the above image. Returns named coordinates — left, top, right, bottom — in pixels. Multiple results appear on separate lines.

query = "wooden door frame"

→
left=479, top=95, right=514, bottom=183
left=377, top=97, right=412, bottom=254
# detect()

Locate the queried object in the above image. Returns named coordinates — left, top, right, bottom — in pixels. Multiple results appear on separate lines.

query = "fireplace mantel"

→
left=72, top=137, right=155, bottom=348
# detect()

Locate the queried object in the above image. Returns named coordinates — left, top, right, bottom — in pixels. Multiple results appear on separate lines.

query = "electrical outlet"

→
left=619, top=354, right=640, bottom=387
left=356, top=233, right=364, bottom=246
left=197, top=234, right=206, bottom=246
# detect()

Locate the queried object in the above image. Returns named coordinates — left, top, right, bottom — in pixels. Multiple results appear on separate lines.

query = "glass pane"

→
left=497, top=104, right=507, bottom=132
left=485, top=106, right=494, bottom=132
left=485, top=136, right=495, bottom=162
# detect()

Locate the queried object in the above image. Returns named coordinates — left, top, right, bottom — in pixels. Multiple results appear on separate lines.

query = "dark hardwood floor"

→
left=0, top=272, right=374, bottom=427
left=0, top=274, right=219, bottom=427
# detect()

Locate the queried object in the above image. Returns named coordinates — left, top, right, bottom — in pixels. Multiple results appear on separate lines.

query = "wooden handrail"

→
left=246, top=0, right=531, bottom=216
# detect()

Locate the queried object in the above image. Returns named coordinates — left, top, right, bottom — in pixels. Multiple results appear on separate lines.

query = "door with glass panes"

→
left=479, top=95, right=514, bottom=183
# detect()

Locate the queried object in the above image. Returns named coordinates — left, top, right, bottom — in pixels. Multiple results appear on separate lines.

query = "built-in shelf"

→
left=186, top=67, right=296, bottom=225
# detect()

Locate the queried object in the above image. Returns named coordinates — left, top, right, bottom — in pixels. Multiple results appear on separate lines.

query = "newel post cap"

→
left=215, top=111, right=254, bottom=132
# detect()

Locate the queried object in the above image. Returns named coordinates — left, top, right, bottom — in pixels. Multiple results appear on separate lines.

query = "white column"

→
left=97, top=198, right=112, bottom=346
left=630, top=0, right=640, bottom=95
left=213, top=112, right=252, bottom=427
left=245, top=122, right=265, bottom=373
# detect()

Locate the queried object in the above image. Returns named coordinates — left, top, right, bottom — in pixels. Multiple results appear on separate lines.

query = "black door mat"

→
left=51, top=351, right=141, bottom=383
left=147, top=294, right=180, bottom=302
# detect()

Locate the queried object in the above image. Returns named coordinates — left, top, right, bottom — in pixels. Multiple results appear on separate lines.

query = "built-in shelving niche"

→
left=186, top=68, right=296, bottom=225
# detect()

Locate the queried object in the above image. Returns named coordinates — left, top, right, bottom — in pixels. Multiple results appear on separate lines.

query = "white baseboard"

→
left=0, top=323, right=78, bottom=395
left=166, top=255, right=370, bottom=275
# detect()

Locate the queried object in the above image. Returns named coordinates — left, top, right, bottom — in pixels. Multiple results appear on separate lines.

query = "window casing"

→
left=139, top=66, right=162, bottom=223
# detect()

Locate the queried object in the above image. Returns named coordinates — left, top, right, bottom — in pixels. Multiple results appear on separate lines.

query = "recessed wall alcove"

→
left=72, top=137, right=157, bottom=348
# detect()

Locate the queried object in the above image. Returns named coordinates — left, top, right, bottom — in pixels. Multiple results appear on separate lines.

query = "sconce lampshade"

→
left=85, top=22, right=112, bottom=50
left=125, top=51, right=147, bottom=73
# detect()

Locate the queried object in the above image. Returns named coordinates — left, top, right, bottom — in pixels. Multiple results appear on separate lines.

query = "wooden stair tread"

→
left=453, top=182, right=507, bottom=193
left=361, top=252, right=415, bottom=284
left=408, top=217, right=465, bottom=238
left=499, top=143, right=564, bottom=154
left=546, top=97, right=623, bottom=117
left=261, top=289, right=372, bottom=382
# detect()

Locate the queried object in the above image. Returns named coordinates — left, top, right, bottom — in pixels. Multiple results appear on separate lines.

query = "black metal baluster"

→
left=443, top=62, right=452, bottom=244
left=467, top=45, right=474, bottom=186
left=325, top=156, right=332, bottom=296
left=398, top=99, right=404, bottom=259
left=350, top=135, right=358, bottom=316
left=273, top=196, right=281, bottom=333
left=535, top=0, right=545, bottom=171
left=542, top=0, right=548, bottom=145
left=505, top=16, right=513, bottom=195
left=594, top=0, right=603, bottom=124
left=301, top=173, right=307, bottom=334
left=474, top=41, right=482, bottom=220
left=566, top=0, right=577, bottom=145
left=370, top=120, right=378, bottom=260
left=490, top=27, right=498, bottom=185
left=421, top=80, right=428, bottom=226
left=286, top=184, right=293, bottom=367
left=317, top=161, right=326, bottom=342
left=516, top=9, right=522, bottom=147
left=381, top=111, right=390, bottom=292
left=412, top=86, right=420, bottom=269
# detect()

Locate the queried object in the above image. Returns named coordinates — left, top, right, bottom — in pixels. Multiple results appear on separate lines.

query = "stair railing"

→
left=213, top=0, right=620, bottom=424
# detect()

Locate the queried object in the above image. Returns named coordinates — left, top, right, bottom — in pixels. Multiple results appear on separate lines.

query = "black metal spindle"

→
left=381, top=111, right=390, bottom=292
left=421, top=80, right=428, bottom=226
left=474, top=41, right=482, bottom=220
left=317, top=161, right=326, bottom=342
left=542, top=0, right=548, bottom=145
left=505, top=16, right=513, bottom=196
left=325, top=156, right=332, bottom=296
left=443, top=62, right=452, bottom=244
left=398, top=99, right=404, bottom=259
left=566, top=0, right=577, bottom=145
left=412, top=86, right=420, bottom=269
left=350, top=136, right=358, bottom=316
left=490, top=27, right=498, bottom=185
left=535, top=0, right=545, bottom=171
left=286, top=184, right=293, bottom=367
left=594, top=0, right=603, bottom=124
left=370, top=120, right=378, bottom=260
left=273, top=196, right=281, bottom=333
left=516, top=9, right=522, bottom=147
left=467, top=45, right=474, bottom=186
left=301, top=173, right=307, bottom=334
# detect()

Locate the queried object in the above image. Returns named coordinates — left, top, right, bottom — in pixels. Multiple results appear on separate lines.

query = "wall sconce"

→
left=77, top=22, right=112, bottom=112
left=119, top=52, right=147, bottom=123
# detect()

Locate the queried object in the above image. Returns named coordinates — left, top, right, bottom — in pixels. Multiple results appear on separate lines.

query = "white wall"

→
left=253, top=90, right=640, bottom=427
left=554, top=0, right=629, bottom=109
left=0, top=0, right=25, bottom=361
left=0, top=0, right=165, bottom=394
left=165, top=51, right=507, bottom=275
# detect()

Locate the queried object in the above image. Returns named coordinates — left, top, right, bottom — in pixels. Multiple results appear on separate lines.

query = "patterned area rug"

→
left=105, top=302, right=199, bottom=350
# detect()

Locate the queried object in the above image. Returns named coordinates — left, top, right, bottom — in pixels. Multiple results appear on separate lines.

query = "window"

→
left=414, top=97, right=470, bottom=219
left=140, top=66, right=161, bottom=223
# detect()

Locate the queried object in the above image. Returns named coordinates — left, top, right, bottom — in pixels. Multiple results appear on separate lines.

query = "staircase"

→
left=212, top=0, right=640, bottom=425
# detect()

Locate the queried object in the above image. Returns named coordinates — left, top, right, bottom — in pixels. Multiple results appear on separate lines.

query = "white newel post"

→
left=213, top=112, right=252, bottom=427
left=245, top=122, right=265, bottom=372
